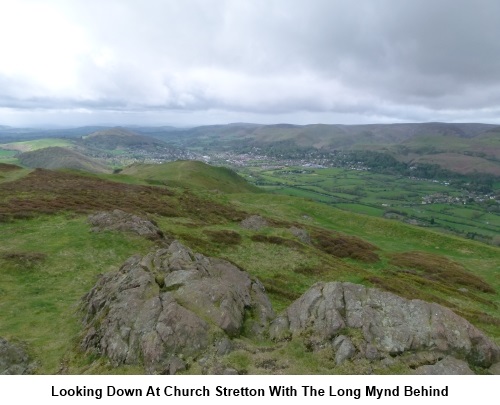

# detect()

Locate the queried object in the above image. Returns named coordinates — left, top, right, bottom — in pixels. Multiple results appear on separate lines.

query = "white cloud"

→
left=1, top=0, right=500, bottom=126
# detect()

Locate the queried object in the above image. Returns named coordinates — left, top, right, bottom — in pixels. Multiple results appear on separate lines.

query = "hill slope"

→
left=121, top=160, right=261, bottom=193
left=18, top=147, right=110, bottom=173
left=0, top=164, right=498, bottom=374
left=81, top=127, right=169, bottom=150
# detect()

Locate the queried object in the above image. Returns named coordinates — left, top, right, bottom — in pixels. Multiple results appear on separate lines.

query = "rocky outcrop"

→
left=88, top=209, right=166, bottom=241
left=270, top=282, right=500, bottom=369
left=0, top=338, right=31, bottom=375
left=414, top=356, right=474, bottom=375
left=80, top=243, right=500, bottom=374
left=81, top=241, right=274, bottom=374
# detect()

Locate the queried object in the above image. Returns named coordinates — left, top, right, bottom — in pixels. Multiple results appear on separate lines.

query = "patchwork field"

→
left=239, top=166, right=500, bottom=244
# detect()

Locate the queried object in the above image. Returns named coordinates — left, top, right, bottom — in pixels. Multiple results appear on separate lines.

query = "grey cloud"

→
left=1, top=0, right=500, bottom=125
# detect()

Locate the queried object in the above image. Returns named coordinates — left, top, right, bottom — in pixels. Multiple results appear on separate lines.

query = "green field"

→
left=0, top=138, right=73, bottom=153
left=0, top=149, right=17, bottom=157
left=0, top=150, right=18, bottom=164
left=240, top=166, right=500, bottom=243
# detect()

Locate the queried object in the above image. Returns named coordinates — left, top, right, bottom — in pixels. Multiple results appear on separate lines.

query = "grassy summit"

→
left=121, top=160, right=261, bottom=193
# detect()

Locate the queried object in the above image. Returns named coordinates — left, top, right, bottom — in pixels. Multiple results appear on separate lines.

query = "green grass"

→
left=0, top=165, right=31, bottom=184
left=0, top=149, right=17, bottom=157
left=121, top=160, right=261, bottom=193
left=0, top=215, right=153, bottom=373
left=0, top=164, right=499, bottom=374
left=0, top=149, right=20, bottom=165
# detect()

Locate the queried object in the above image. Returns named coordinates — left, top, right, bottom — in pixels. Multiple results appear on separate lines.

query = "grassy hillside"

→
left=121, top=160, right=261, bottom=193
left=81, top=127, right=168, bottom=150
left=18, top=147, right=111, bottom=173
left=0, top=163, right=498, bottom=373
left=0, top=163, right=30, bottom=184
left=240, top=166, right=500, bottom=243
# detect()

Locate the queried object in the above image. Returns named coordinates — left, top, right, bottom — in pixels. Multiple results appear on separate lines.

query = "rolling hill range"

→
left=2, top=122, right=499, bottom=178
left=0, top=161, right=499, bottom=374
left=144, top=121, right=498, bottom=149
left=141, top=122, right=500, bottom=177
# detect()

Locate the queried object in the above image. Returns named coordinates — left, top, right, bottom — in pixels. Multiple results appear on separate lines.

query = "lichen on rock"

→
left=88, top=209, right=167, bottom=241
left=80, top=241, right=275, bottom=374
left=270, top=281, right=500, bottom=369
left=0, top=338, right=32, bottom=375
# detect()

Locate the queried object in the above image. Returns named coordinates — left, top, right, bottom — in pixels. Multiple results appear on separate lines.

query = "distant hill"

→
left=18, top=147, right=110, bottom=173
left=121, top=160, right=260, bottom=193
left=81, top=127, right=169, bottom=150
left=144, top=122, right=498, bottom=148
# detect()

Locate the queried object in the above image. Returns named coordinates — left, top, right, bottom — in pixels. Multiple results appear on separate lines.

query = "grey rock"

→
left=365, top=344, right=380, bottom=361
left=489, top=362, right=500, bottom=375
left=240, top=215, right=268, bottom=231
left=274, top=282, right=345, bottom=342
left=333, top=336, right=356, bottom=365
left=88, top=209, right=166, bottom=241
left=164, top=270, right=200, bottom=289
left=380, top=357, right=397, bottom=368
left=216, top=338, right=233, bottom=356
left=332, top=335, right=349, bottom=350
left=271, top=282, right=500, bottom=368
left=81, top=241, right=274, bottom=374
left=0, top=338, right=31, bottom=375
left=414, top=356, right=475, bottom=375
left=269, top=316, right=291, bottom=341
left=163, top=356, right=187, bottom=375
left=289, top=226, right=311, bottom=244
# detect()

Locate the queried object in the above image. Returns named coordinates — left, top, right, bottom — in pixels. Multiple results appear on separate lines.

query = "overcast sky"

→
left=1, top=0, right=500, bottom=127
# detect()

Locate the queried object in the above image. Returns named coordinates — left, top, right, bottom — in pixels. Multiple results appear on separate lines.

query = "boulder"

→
left=0, top=338, right=31, bottom=375
left=88, top=209, right=166, bottom=241
left=414, top=356, right=474, bottom=375
left=81, top=241, right=274, bottom=374
left=270, top=282, right=500, bottom=368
